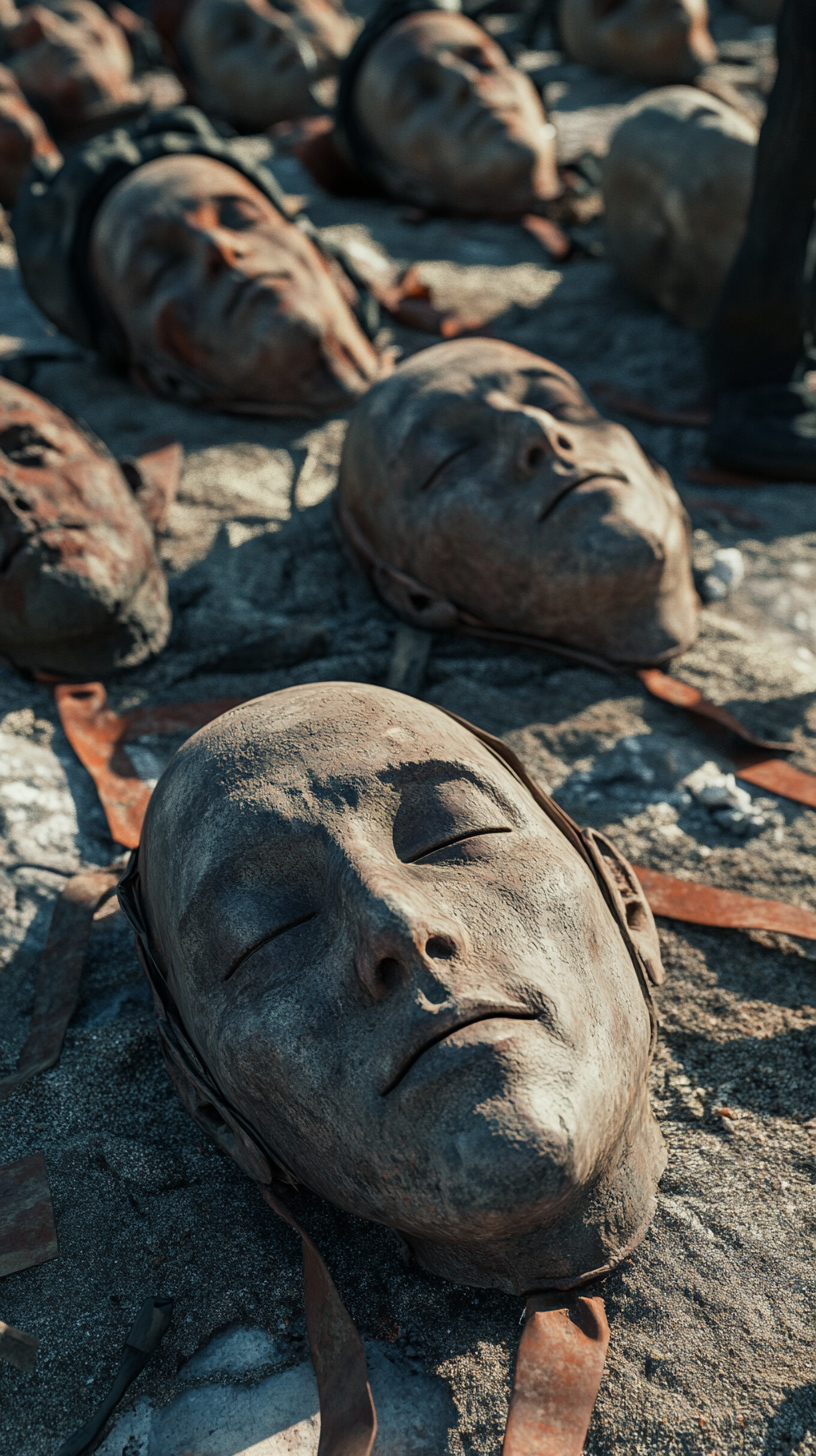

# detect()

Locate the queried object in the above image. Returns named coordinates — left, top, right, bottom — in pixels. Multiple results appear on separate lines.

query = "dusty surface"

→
left=1, top=5, right=814, bottom=1454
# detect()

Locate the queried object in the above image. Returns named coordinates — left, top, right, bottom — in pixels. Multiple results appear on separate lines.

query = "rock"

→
left=603, top=86, right=758, bottom=328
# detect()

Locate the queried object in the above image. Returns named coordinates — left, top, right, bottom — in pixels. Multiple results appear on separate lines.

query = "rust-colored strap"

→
left=259, top=1186, right=377, bottom=1456
left=634, top=866, right=816, bottom=939
left=731, top=752, right=816, bottom=808
left=0, top=869, right=120, bottom=1103
left=54, top=684, right=248, bottom=848
left=502, top=1295, right=609, bottom=1456
left=590, top=384, right=711, bottom=429
left=0, top=1151, right=58, bottom=1276
left=638, top=669, right=790, bottom=751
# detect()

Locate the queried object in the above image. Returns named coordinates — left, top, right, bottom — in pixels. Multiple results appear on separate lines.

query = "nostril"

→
left=375, top=956, right=401, bottom=991
left=525, top=445, right=545, bottom=472
left=425, top=935, right=455, bottom=960
left=557, top=435, right=572, bottom=450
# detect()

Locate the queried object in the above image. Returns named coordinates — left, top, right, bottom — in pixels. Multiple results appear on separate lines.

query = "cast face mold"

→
left=348, top=9, right=560, bottom=215
left=5, top=0, right=138, bottom=132
left=558, top=0, right=716, bottom=82
left=88, top=151, right=383, bottom=414
left=137, top=682, right=666, bottom=1294
left=0, top=377, right=170, bottom=677
left=338, top=338, right=699, bottom=667
left=178, top=0, right=357, bottom=129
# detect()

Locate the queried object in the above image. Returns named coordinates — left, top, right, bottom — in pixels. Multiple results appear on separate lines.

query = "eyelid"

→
left=224, top=910, right=317, bottom=982
left=406, top=825, right=511, bottom=864
left=418, top=441, right=475, bottom=493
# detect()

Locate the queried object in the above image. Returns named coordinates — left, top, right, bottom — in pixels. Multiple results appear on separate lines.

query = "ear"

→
left=372, top=563, right=461, bottom=632
left=158, top=1035, right=280, bottom=1186
left=587, top=830, right=665, bottom=987
left=120, top=441, right=182, bottom=533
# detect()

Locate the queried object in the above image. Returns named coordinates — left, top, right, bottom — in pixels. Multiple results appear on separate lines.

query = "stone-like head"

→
left=0, top=63, right=62, bottom=206
left=174, top=0, right=358, bottom=130
left=338, top=338, right=698, bottom=668
left=125, top=682, right=666, bottom=1293
left=0, top=378, right=170, bottom=677
left=558, top=0, right=716, bottom=82
left=336, top=0, right=560, bottom=216
left=603, top=88, right=758, bottom=331
left=12, top=109, right=384, bottom=417
left=4, top=0, right=139, bottom=134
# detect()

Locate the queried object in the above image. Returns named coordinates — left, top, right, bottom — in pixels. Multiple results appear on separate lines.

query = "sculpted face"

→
left=339, top=339, right=698, bottom=666
left=139, top=684, right=664, bottom=1291
left=349, top=10, right=559, bottom=215
left=89, top=152, right=382, bottom=415
left=179, top=0, right=357, bottom=129
left=0, top=378, right=170, bottom=677
left=5, top=0, right=138, bottom=133
left=0, top=63, right=62, bottom=206
left=558, top=0, right=716, bottom=82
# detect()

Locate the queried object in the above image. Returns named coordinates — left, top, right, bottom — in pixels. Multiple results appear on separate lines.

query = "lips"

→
left=382, top=1004, right=537, bottom=1096
left=538, top=469, right=629, bottom=523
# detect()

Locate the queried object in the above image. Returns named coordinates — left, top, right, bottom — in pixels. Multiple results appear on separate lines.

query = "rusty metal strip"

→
left=634, top=866, right=816, bottom=939
left=0, top=1319, right=39, bottom=1372
left=55, top=1297, right=173, bottom=1456
left=686, top=464, right=771, bottom=487
left=260, top=1186, right=377, bottom=1456
left=638, top=669, right=791, bottom=751
left=0, top=868, right=119, bottom=1104
left=502, top=1295, right=609, bottom=1456
left=731, top=754, right=816, bottom=808
left=0, top=1152, right=58, bottom=1277
left=55, top=684, right=249, bottom=848
left=590, top=384, right=711, bottom=429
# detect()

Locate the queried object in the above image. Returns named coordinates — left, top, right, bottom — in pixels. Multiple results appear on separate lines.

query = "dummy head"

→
left=603, top=88, right=758, bottom=330
left=0, top=378, right=170, bottom=677
left=558, top=0, right=716, bottom=82
left=87, top=150, right=381, bottom=413
left=176, top=0, right=357, bottom=130
left=0, top=63, right=61, bottom=206
left=339, top=5, right=559, bottom=215
left=131, top=682, right=666, bottom=1292
left=338, top=339, right=698, bottom=667
left=4, top=0, right=139, bottom=134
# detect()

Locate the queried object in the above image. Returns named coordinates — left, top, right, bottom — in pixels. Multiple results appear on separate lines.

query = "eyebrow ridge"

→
left=223, top=911, right=317, bottom=982
left=418, top=441, right=476, bottom=493
left=405, top=825, right=511, bottom=864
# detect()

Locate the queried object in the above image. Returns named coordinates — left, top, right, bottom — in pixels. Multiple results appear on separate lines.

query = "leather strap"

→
left=0, top=868, right=120, bottom=1103
left=633, top=866, right=816, bottom=939
left=502, top=1295, right=609, bottom=1456
left=637, top=669, right=790, bottom=751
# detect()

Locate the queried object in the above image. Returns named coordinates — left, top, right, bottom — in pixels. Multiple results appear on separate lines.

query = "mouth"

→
left=538, top=469, right=629, bottom=523
left=382, top=1006, right=538, bottom=1096
left=224, top=273, right=284, bottom=321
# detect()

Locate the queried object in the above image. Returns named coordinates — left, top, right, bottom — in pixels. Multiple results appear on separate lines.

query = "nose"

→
left=513, top=410, right=577, bottom=478
left=194, top=226, right=244, bottom=277
left=351, top=867, right=464, bottom=1003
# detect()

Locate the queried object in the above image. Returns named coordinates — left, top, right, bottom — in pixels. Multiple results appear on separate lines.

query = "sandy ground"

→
left=1, top=6, right=814, bottom=1454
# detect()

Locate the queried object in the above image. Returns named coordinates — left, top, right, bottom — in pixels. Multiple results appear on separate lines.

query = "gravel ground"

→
left=1, top=8, right=814, bottom=1453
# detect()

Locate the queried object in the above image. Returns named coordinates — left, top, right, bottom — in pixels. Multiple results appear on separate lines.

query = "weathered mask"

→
left=335, top=0, right=560, bottom=216
left=174, top=0, right=358, bottom=130
left=603, top=88, right=758, bottom=330
left=12, top=108, right=383, bottom=417
left=124, top=682, right=666, bottom=1294
left=337, top=338, right=699, bottom=668
left=3, top=0, right=140, bottom=134
left=558, top=0, right=716, bottom=82
left=0, top=62, right=61, bottom=205
left=0, top=377, right=170, bottom=677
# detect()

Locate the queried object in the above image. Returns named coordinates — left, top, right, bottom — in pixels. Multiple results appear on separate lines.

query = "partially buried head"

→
left=177, top=0, right=358, bottom=130
left=0, top=377, right=169, bottom=677
left=338, top=339, right=698, bottom=667
left=5, top=0, right=138, bottom=133
left=88, top=151, right=381, bottom=413
left=344, top=8, right=559, bottom=215
left=558, top=0, right=716, bottom=82
left=133, top=682, right=666, bottom=1292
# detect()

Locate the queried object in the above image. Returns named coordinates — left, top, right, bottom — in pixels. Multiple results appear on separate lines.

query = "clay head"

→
left=558, top=0, right=716, bottom=82
left=336, top=0, right=560, bottom=216
left=0, top=63, right=61, bottom=206
left=86, top=151, right=381, bottom=413
left=175, top=0, right=357, bottom=130
left=603, top=88, right=758, bottom=330
left=337, top=338, right=698, bottom=668
left=125, top=682, right=666, bottom=1293
left=4, top=0, right=139, bottom=134
left=0, top=378, right=170, bottom=677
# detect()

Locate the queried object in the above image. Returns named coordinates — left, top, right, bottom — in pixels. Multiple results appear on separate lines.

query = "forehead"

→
left=97, top=153, right=275, bottom=226
left=372, top=10, right=499, bottom=59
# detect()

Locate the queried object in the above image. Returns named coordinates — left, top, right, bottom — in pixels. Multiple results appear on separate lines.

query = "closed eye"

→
left=223, top=910, right=317, bottom=981
left=418, top=442, right=476, bottom=493
left=406, top=826, right=511, bottom=863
